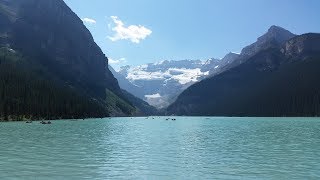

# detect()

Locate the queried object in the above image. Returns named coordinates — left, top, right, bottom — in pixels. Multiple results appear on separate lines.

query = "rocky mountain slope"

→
left=0, top=0, right=141, bottom=120
left=168, top=27, right=320, bottom=116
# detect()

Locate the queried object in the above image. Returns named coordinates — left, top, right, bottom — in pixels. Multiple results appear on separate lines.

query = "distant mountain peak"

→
left=224, top=52, right=240, bottom=58
left=241, top=25, right=296, bottom=57
left=268, top=25, right=289, bottom=33
left=259, top=25, right=296, bottom=43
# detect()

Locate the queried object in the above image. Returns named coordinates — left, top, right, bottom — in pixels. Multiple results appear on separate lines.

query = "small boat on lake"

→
left=40, top=121, right=52, bottom=124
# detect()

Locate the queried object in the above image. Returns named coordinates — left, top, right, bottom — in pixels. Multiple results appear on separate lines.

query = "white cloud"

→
left=108, top=57, right=126, bottom=64
left=82, top=18, right=96, bottom=24
left=108, top=16, right=152, bottom=43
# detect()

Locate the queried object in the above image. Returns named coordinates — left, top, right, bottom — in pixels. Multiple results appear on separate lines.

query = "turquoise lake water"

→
left=0, top=117, right=320, bottom=179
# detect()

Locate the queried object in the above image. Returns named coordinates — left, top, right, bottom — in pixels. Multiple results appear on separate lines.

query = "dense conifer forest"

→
left=0, top=48, right=109, bottom=120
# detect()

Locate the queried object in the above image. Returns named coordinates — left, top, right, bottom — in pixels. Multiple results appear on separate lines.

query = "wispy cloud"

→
left=108, top=57, right=127, bottom=64
left=108, top=16, right=152, bottom=43
left=82, top=17, right=96, bottom=24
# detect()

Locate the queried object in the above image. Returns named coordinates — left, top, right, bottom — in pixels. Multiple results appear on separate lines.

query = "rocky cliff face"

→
left=282, top=33, right=320, bottom=58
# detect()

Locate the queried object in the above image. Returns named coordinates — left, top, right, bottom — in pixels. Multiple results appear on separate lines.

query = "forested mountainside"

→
left=0, top=48, right=109, bottom=120
left=0, top=0, right=146, bottom=120
left=168, top=29, right=320, bottom=117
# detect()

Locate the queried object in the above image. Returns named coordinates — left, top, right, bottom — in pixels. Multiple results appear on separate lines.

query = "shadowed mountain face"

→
left=0, top=0, right=140, bottom=119
left=167, top=28, right=320, bottom=117
left=6, top=0, right=120, bottom=97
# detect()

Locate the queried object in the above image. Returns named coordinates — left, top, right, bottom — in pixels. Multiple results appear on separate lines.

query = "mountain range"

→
left=112, top=53, right=240, bottom=108
left=167, top=26, right=320, bottom=116
left=111, top=26, right=301, bottom=112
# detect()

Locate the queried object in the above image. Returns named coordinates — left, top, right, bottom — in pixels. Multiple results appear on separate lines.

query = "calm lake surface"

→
left=0, top=117, right=320, bottom=179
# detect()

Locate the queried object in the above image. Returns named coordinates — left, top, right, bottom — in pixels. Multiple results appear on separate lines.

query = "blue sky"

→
left=63, top=0, right=320, bottom=70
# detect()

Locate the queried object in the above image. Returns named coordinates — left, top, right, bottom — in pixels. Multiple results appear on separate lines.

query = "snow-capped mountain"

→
left=112, top=54, right=240, bottom=108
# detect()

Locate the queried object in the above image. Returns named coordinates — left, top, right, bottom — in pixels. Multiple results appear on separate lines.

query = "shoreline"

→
left=1, top=116, right=320, bottom=123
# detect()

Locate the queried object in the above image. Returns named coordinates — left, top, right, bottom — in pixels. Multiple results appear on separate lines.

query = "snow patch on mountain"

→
left=145, top=93, right=161, bottom=98
left=126, top=66, right=209, bottom=85
left=115, top=55, right=240, bottom=108
left=168, top=68, right=209, bottom=84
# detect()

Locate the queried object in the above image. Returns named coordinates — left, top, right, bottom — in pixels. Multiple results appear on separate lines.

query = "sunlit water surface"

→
left=0, top=117, right=320, bottom=179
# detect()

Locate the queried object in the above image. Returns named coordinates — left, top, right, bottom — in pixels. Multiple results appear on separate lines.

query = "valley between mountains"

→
left=1, top=0, right=320, bottom=120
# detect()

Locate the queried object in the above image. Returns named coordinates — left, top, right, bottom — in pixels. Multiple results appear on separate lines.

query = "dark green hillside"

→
left=0, top=48, right=108, bottom=120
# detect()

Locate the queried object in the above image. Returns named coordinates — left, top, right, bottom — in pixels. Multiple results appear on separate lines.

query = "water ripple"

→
left=0, top=117, right=320, bottom=179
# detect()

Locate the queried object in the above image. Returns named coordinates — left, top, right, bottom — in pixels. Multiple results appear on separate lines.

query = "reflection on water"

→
left=0, top=117, right=320, bottom=179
